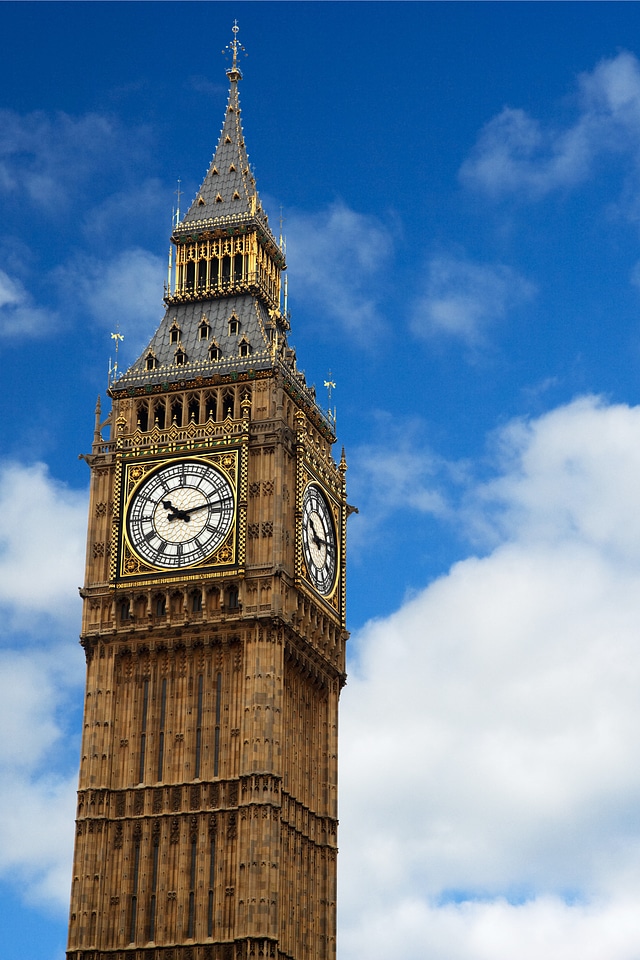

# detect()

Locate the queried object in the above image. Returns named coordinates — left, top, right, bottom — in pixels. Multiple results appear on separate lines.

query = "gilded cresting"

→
left=69, top=27, right=348, bottom=960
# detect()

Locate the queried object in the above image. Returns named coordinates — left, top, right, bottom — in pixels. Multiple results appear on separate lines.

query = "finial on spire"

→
left=324, top=372, right=337, bottom=428
left=223, top=21, right=246, bottom=81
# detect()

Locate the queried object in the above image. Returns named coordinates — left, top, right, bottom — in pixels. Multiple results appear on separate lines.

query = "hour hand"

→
left=161, top=499, right=190, bottom=522
left=309, top=519, right=326, bottom=548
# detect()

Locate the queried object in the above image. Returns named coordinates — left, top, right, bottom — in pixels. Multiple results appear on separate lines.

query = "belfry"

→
left=67, top=26, right=348, bottom=960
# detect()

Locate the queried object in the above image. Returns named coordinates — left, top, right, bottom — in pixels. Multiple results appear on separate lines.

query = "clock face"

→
left=302, top=483, right=337, bottom=596
left=126, top=460, right=234, bottom=569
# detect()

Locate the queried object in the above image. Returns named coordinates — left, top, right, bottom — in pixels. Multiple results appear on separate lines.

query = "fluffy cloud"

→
left=0, top=461, right=86, bottom=912
left=339, top=396, right=640, bottom=959
left=0, top=269, right=58, bottom=339
left=285, top=201, right=391, bottom=339
left=0, top=648, right=80, bottom=910
left=460, top=51, right=640, bottom=201
left=0, top=461, right=86, bottom=631
left=55, top=247, right=166, bottom=361
left=0, top=109, right=150, bottom=213
left=412, top=254, right=535, bottom=346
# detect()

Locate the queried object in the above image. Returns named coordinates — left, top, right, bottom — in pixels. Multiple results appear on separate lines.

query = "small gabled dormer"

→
left=238, top=337, right=251, bottom=358
left=228, top=315, right=240, bottom=336
left=198, top=316, right=211, bottom=340
left=169, top=319, right=181, bottom=344
left=174, top=347, right=187, bottom=366
left=145, top=351, right=158, bottom=371
left=209, top=341, right=221, bottom=361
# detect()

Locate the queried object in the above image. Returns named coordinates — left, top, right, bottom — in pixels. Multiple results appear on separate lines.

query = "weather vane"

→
left=324, top=372, right=337, bottom=428
left=109, top=326, right=124, bottom=386
left=222, top=21, right=246, bottom=74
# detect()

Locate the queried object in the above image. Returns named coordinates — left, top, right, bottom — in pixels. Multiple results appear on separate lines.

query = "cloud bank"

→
left=340, top=396, right=640, bottom=959
left=460, top=51, right=640, bottom=204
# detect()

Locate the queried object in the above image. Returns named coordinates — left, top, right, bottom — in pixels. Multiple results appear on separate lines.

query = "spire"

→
left=179, top=23, right=270, bottom=234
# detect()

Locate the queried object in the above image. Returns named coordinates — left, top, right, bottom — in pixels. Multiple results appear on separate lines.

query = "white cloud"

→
left=0, top=461, right=86, bottom=913
left=347, top=414, right=454, bottom=551
left=339, top=396, right=640, bottom=959
left=0, top=269, right=58, bottom=339
left=0, top=647, right=80, bottom=912
left=0, top=461, right=86, bottom=630
left=56, top=247, right=166, bottom=359
left=460, top=51, right=640, bottom=201
left=285, top=201, right=391, bottom=339
left=412, top=255, right=535, bottom=346
left=0, top=109, right=150, bottom=213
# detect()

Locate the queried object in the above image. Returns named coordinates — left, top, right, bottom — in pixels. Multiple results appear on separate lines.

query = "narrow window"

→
left=234, top=252, right=243, bottom=281
left=198, top=259, right=207, bottom=288
left=148, top=839, right=160, bottom=941
left=129, top=840, right=141, bottom=943
left=228, top=317, right=239, bottom=336
left=186, top=260, right=195, bottom=291
left=198, top=319, right=210, bottom=340
left=187, top=839, right=197, bottom=938
left=146, top=353, right=157, bottom=371
left=209, top=343, right=221, bottom=362
left=194, top=673, right=203, bottom=779
left=171, top=397, right=183, bottom=425
left=138, top=678, right=149, bottom=784
left=227, top=585, right=239, bottom=609
left=169, top=322, right=180, bottom=344
left=153, top=401, right=166, bottom=430
left=239, top=339, right=251, bottom=358
left=210, top=257, right=219, bottom=286
left=175, top=349, right=186, bottom=366
left=188, top=397, right=200, bottom=423
left=213, top=672, right=222, bottom=778
left=207, top=834, right=216, bottom=937
left=222, top=391, right=234, bottom=418
left=157, top=678, right=167, bottom=782
left=137, top=403, right=149, bottom=432
left=119, top=598, right=131, bottom=622
left=222, top=255, right=231, bottom=283
left=155, top=594, right=166, bottom=617
left=191, top=589, right=202, bottom=613
left=205, top=393, right=217, bottom=420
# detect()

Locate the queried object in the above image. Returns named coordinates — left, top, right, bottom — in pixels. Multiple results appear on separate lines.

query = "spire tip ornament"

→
left=223, top=20, right=246, bottom=81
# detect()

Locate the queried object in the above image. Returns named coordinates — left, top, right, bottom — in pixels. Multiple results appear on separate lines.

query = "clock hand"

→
left=160, top=499, right=192, bottom=522
left=160, top=499, right=210, bottom=522
left=309, top=518, right=326, bottom=548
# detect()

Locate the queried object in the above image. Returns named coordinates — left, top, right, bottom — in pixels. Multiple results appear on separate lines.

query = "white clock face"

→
left=126, top=460, right=234, bottom=569
left=302, top=483, right=337, bottom=596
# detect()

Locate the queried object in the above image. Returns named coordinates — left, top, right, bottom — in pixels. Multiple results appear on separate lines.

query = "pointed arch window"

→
left=169, top=320, right=181, bottom=345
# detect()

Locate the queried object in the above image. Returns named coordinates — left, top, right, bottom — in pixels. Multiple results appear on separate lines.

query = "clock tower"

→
left=67, top=29, right=347, bottom=960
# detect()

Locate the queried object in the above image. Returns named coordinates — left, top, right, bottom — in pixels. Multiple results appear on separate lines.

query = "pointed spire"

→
left=179, top=23, right=270, bottom=234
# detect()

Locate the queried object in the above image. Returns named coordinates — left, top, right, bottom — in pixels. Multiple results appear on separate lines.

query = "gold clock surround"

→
left=115, top=450, right=240, bottom=582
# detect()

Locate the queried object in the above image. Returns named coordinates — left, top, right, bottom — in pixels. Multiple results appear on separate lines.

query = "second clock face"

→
left=302, top=483, right=337, bottom=596
left=126, top=460, right=234, bottom=569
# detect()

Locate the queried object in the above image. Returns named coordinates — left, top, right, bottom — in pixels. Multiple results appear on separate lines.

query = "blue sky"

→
left=5, top=2, right=640, bottom=958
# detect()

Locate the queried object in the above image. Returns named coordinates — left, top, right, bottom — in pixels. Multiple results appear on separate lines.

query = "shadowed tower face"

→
left=67, top=27, right=348, bottom=960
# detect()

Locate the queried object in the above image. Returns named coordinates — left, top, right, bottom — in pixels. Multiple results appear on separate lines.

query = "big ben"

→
left=67, top=26, right=348, bottom=960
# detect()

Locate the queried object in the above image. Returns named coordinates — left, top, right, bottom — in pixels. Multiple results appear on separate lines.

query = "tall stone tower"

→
left=67, top=28, right=347, bottom=960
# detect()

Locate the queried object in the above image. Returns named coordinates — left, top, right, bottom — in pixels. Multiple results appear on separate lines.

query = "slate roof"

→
left=114, top=58, right=329, bottom=440
left=175, top=65, right=273, bottom=242
left=116, top=294, right=277, bottom=389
